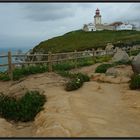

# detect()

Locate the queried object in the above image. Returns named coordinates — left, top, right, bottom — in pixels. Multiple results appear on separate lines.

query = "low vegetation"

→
left=53, top=61, right=75, bottom=71
left=129, top=74, right=140, bottom=90
left=13, top=65, right=48, bottom=80
left=95, top=60, right=132, bottom=73
left=33, top=30, right=140, bottom=53
left=95, top=64, right=113, bottom=73
left=127, top=49, right=140, bottom=56
left=94, top=55, right=112, bottom=63
left=57, top=71, right=90, bottom=91
left=65, top=77, right=83, bottom=91
left=0, top=72, right=10, bottom=81
left=0, top=91, right=46, bottom=122
left=0, top=55, right=112, bottom=81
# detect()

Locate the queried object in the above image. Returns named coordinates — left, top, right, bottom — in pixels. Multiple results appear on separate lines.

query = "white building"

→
left=116, top=23, right=133, bottom=30
left=83, top=9, right=134, bottom=32
left=83, top=23, right=96, bottom=32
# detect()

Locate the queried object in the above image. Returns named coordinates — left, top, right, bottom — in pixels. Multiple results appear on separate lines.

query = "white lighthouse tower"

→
left=94, top=8, right=101, bottom=25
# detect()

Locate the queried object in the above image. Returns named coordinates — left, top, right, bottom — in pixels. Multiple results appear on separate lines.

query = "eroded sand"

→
left=0, top=64, right=140, bottom=137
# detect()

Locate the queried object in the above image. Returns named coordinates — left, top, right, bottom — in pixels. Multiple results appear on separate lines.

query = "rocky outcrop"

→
left=0, top=118, right=13, bottom=137
left=91, top=65, right=133, bottom=84
left=106, top=65, right=133, bottom=77
left=91, top=73, right=131, bottom=84
left=131, top=53, right=140, bottom=74
left=112, top=49, right=130, bottom=62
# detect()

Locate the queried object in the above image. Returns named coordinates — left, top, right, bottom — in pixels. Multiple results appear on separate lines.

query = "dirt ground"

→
left=0, top=64, right=140, bottom=137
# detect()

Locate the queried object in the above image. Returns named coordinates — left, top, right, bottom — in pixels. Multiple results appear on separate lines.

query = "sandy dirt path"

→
left=0, top=65, right=140, bottom=137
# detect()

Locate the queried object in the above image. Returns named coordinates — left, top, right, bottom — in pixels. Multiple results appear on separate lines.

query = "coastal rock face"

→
left=131, top=53, right=140, bottom=74
left=112, top=49, right=130, bottom=62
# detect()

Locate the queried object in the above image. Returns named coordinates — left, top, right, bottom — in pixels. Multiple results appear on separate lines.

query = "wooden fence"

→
left=0, top=48, right=139, bottom=80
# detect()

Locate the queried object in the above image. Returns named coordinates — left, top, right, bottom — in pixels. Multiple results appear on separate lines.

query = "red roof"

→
left=109, top=21, right=123, bottom=26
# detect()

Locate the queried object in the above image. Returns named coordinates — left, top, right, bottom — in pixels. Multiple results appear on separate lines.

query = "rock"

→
left=104, top=76, right=130, bottom=84
left=0, top=118, right=12, bottom=137
left=105, top=43, right=114, bottom=51
left=106, top=65, right=133, bottom=77
left=130, top=56, right=135, bottom=61
left=106, top=67, right=117, bottom=77
left=112, top=49, right=130, bottom=62
left=131, top=53, right=140, bottom=74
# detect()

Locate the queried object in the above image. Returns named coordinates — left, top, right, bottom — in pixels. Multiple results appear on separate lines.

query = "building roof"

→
left=109, top=21, right=123, bottom=26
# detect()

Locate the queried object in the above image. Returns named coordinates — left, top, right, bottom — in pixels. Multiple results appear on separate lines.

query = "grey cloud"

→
left=118, top=4, right=140, bottom=22
left=21, top=3, right=76, bottom=22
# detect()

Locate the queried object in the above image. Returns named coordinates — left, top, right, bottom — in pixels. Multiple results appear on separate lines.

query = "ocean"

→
left=0, top=48, right=30, bottom=72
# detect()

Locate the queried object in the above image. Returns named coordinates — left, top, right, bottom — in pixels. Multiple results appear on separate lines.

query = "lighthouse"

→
left=94, top=8, right=102, bottom=25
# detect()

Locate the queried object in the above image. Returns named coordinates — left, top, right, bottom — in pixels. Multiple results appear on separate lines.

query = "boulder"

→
left=105, top=43, right=114, bottom=51
left=106, top=65, right=133, bottom=77
left=112, top=49, right=130, bottom=62
left=131, top=53, right=140, bottom=74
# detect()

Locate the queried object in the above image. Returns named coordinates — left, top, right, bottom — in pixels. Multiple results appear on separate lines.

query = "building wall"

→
left=94, top=16, right=101, bottom=25
left=88, top=25, right=96, bottom=31
left=96, top=24, right=114, bottom=31
left=116, top=24, right=133, bottom=30
left=83, top=25, right=89, bottom=32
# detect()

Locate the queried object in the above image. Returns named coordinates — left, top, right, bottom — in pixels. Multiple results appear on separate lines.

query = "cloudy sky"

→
left=0, top=3, right=140, bottom=50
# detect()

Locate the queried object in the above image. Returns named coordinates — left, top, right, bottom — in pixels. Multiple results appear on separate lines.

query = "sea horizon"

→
left=0, top=47, right=32, bottom=72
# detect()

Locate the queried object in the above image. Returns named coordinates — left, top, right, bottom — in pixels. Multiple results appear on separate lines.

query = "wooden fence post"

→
left=74, top=50, right=77, bottom=69
left=129, top=48, right=131, bottom=56
left=8, top=51, right=13, bottom=80
left=48, top=51, right=52, bottom=72
left=92, top=48, right=96, bottom=62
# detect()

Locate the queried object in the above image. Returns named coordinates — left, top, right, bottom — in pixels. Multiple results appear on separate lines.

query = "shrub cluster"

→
left=0, top=72, right=10, bottom=81
left=95, top=55, right=112, bottom=63
left=65, top=72, right=90, bottom=91
left=13, top=65, right=48, bottom=80
left=65, top=78, right=83, bottom=91
left=77, top=57, right=95, bottom=67
left=95, top=64, right=113, bottom=73
left=95, top=60, right=132, bottom=73
left=127, top=50, right=140, bottom=56
left=112, top=60, right=131, bottom=66
left=0, top=91, right=46, bottom=122
left=56, top=70, right=75, bottom=78
left=53, top=62, right=75, bottom=71
left=129, top=74, right=140, bottom=90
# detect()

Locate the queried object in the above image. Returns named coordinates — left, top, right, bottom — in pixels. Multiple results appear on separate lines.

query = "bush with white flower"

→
left=65, top=73, right=90, bottom=91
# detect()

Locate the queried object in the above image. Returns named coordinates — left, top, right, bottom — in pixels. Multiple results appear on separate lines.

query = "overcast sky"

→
left=0, top=3, right=140, bottom=50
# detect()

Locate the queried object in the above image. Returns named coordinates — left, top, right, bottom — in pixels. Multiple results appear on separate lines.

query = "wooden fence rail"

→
left=0, top=48, right=139, bottom=80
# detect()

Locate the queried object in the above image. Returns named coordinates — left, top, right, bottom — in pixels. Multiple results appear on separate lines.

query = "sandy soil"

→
left=0, top=64, right=140, bottom=137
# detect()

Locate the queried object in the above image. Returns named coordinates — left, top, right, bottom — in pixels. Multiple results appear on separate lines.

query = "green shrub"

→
left=57, top=71, right=90, bottom=82
left=53, top=62, right=75, bottom=71
left=56, top=70, right=75, bottom=78
left=95, top=64, right=113, bottom=73
left=13, top=65, right=48, bottom=80
left=65, top=77, right=83, bottom=91
left=129, top=74, right=140, bottom=90
left=65, top=72, right=90, bottom=91
left=0, top=91, right=46, bottom=122
left=95, top=55, right=112, bottom=63
left=76, top=73, right=90, bottom=82
left=0, top=73, right=10, bottom=81
left=127, top=50, right=140, bottom=56
left=77, top=57, right=95, bottom=67
left=112, top=60, right=131, bottom=66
